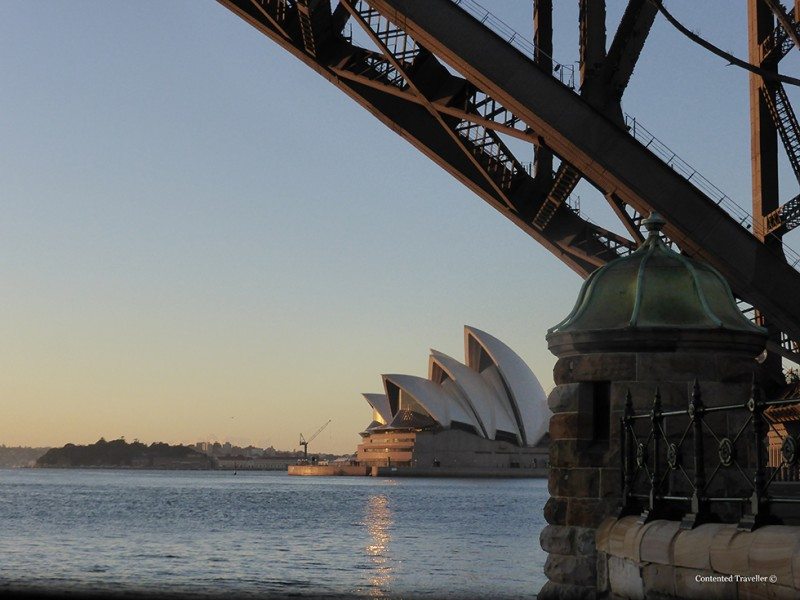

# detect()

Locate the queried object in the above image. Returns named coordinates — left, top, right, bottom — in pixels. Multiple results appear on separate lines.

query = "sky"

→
left=1, top=1, right=798, bottom=454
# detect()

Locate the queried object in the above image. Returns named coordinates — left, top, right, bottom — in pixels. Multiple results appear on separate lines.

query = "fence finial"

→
left=689, top=379, right=702, bottom=416
left=652, top=386, right=662, bottom=416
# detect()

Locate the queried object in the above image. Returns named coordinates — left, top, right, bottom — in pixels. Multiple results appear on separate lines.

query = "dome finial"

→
left=643, top=212, right=666, bottom=238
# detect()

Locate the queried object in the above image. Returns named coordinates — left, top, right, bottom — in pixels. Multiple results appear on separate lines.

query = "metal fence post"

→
left=681, top=380, right=708, bottom=529
left=640, top=388, right=662, bottom=523
left=739, top=380, right=769, bottom=530
left=619, top=389, right=634, bottom=516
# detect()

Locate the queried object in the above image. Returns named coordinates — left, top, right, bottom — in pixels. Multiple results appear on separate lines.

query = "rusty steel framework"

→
left=216, top=0, right=800, bottom=367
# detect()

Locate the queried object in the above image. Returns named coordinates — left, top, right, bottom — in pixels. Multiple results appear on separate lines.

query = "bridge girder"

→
left=217, top=0, right=800, bottom=365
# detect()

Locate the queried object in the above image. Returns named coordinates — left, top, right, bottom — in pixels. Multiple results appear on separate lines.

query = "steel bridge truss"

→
left=758, top=1, right=800, bottom=237
left=217, top=0, right=800, bottom=366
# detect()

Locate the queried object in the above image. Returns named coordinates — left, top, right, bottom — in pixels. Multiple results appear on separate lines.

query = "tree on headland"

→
left=36, top=438, right=214, bottom=469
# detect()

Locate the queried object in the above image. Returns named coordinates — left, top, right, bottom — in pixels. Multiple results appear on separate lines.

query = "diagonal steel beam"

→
left=583, top=0, right=657, bottom=121
left=760, top=80, right=800, bottom=183
left=533, top=0, right=554, bottom=188
left=758, top=2, right=800, bottom=63
left=762, top=0, right=800, bottom=51
left=340, top=0, right=522, bottom=213
left=545, top=0, right=657, bottom=234
left=248, top=0, right=291, bottom=39
left=216, top=0, right=634, bottom=274
left=532, top=162, right=581, bottom=230
left=365, top=0, right=800, bottom=355
left=579, top=0, right=606, bottom=88
left=330, top=66, right=537, bottom=142
left=216, top=0, right=800, bottom=363
left=766, top=192, right=800, bottom=233
left=606, top=193, right=646, bottom=244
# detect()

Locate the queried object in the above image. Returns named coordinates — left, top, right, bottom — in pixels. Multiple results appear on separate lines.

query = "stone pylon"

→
left=538, top=214, right=768, bottom=599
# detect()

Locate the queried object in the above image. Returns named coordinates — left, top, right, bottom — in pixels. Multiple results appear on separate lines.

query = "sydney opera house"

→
left=356, top=326, right=551, bottom=475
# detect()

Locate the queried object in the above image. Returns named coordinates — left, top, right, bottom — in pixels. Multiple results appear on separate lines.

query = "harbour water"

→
left=0, top=469, right=548, bottom=598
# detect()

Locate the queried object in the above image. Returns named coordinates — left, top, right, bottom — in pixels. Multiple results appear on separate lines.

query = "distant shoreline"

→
left=7, top=466, right=291, bottom=472
left=27, top=464, right=290, bottom=471
left=2, top=440, right=343, bottom=471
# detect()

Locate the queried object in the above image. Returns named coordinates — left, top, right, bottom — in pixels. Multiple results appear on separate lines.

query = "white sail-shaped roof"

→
left=360, top=326, right=550, bottom=447
left=381, top=374, right=482, bottom=434
left=428, top=350, right=520, bottom=443
left=363, top=393, right=392, bottom=424
left=464, top=326, right=550, bottom=446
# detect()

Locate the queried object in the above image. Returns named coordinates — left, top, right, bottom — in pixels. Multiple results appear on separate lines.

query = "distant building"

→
left=356, top=326, right=551, bottom=473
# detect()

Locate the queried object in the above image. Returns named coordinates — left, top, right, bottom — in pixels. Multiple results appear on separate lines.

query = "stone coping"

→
left=597, top=516, right=800, bottom=590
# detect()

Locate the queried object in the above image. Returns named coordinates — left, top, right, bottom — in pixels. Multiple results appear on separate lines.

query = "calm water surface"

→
left=0, top=469, right=547, bottom=598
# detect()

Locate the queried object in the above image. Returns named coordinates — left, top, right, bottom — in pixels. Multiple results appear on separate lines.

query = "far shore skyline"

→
left=2, top=434, right=343, bottom=456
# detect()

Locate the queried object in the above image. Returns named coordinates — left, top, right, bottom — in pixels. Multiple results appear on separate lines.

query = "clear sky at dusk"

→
left=1, top=2, right=798, bottom=453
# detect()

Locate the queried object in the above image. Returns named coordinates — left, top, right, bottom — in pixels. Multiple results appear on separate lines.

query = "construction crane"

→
left=299, top=419, right=332, bottom=461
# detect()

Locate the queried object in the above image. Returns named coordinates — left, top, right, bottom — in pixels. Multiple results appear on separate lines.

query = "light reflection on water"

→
left=0, top=469, right=547, bottom=598
left=365, top=494, right=393, bottom=596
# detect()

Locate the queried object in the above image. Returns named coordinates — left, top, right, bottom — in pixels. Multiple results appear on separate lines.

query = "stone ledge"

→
left=710, top=528, right=753, bottom=576
left=708, top=523, right=740, bottom=574
left=749, top=525, right=800, bottom=588
left=673, top=523, right=729, bottom=570
left=608, top=515, right=641, bottom=558
left=599, top=518, right=800, bottom=599
left=638, top=519, right=680, bottom=565
left=595, top=517, right=617, bottom=554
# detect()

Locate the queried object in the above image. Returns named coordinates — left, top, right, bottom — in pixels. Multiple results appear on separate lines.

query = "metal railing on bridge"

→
left=625, top=115, right=800, bottom=269
left=447, top=0, right=800, bottom=271
left=450, top=0, right=575, bottom=89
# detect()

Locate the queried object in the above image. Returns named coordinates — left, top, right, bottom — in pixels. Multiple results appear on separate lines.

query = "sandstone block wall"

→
left=541, top=351, right=760, bottom=599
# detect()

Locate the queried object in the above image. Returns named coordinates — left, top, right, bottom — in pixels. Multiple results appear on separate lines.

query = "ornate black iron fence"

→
left=620, top=381, right=800, bottom=530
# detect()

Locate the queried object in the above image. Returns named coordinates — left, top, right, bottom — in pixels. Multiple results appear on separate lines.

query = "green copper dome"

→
left=546, top=213, right=766, bottom=354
